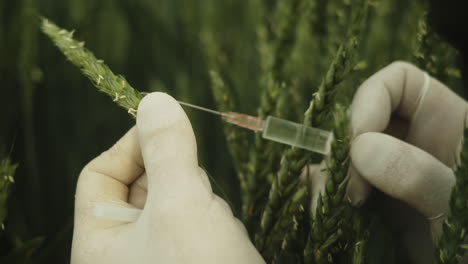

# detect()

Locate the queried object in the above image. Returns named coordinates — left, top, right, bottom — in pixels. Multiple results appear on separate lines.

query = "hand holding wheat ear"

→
left=305, top=61, right=468, bottom=264
left=41, top=19, right=264, bottom=263
left=72, top=93, right=265, bottom=264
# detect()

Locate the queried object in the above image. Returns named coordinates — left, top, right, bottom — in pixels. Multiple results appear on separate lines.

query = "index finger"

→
left=350, top=61, right=466, bottom=165
left=350, top=61, right=426, bottom=136
left=74, top=127, right=144, bottom=229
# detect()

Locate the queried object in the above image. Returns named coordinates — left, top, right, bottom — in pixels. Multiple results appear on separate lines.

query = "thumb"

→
left=136, top=93, right=209, bottom=205
left=350, top=132, right=455, bottom=220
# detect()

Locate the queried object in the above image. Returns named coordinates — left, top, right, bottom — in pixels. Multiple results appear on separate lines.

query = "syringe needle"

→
left=178, top=101, right=264, bottom=132
left=177, top=101, right=224, bottom=116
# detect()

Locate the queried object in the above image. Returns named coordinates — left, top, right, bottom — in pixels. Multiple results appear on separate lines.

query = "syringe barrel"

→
left=262, top=116, right=333, bottom=155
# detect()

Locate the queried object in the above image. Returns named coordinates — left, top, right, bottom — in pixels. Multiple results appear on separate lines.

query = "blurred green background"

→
left=0, top=0, right=464, bottom=263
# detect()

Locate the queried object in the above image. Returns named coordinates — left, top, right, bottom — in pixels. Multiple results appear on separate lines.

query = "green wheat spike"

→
left=255, top=0, right=369, bottom=261
left=412, top=12, right=462, bottom=89
left=0, top=158, right=17, bottom=231
left=243, top=0, right=306, bottom=224
left=255, top=37, right=358, bottom=264
left=202, top=26, right=251, bottom=209
left=303, top=2, right=370, bottom=261
left=209, top=71, right=250, bottom=199
left=41, top=18, right=143, bottom=118
left=304, top=105, right=355, bottom=264
left=435, top=128, right=468, bottom=263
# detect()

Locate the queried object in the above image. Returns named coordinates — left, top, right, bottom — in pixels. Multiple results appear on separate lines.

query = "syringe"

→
left=177, top=101, right=333, bottom=155
left=92, top=101, right=333, bottom=223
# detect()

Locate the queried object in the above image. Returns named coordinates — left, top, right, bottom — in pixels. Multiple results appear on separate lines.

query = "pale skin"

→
left=73, top=62, right=467, bottom=263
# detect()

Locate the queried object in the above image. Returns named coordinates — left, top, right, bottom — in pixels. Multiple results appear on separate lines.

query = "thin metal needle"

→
left=178, top=101, right=225, bottom=116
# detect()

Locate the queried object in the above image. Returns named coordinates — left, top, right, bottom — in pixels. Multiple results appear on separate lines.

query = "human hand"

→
left=71, top=93, right=265, bottom=264
left=306, top=62, right=467, bottom=263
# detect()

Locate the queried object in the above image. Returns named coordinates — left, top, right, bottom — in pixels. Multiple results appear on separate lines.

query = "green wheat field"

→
left=0, top=0, right=466, bottom=263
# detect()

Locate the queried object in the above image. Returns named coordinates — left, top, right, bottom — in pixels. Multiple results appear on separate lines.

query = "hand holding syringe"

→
left=94, top=101, right=333, bottom=222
